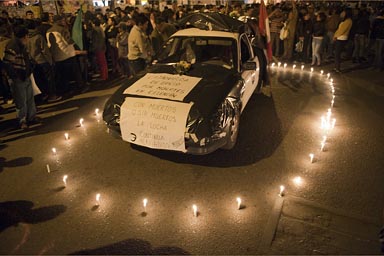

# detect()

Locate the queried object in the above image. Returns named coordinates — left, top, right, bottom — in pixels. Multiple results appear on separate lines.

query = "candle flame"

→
left=293, top=64, right=296, bottom=69
left=309, top=153, right=314, bottom=163
left=95, top=108, right=99, bottom=115
left=279, top=185, right=285, bottom=197
left=320, top=70, right=324, bottom=75
left=236, top=197, right=242, bottom=210
left=192, top=204, right=198, bottom=217
left=293, top=176, right=302, bottom=186
left=301, top=65, right=304, bottom=70
left=331, top=99, right=334, bottom=107
left=327, top=73, right=330, bottom=78
left=96, top=193, right=100, bottom=205
left=64, top=133, right=69, bottom=140
left=271, top=63, right=275, bottom=67
left=278, top=62, right=281, bottom=67
left=63, top=175, right=68, bottom=186
left=310, top=67, right=314, bottom=72
left=79, top=118, right=84, bottom=126
left=52, top=148, right=57, bottom=154
left=322, top=135, right=327, bottom=144
left=284, top=63, right=287, bottom=68
left=143, top=198, right=148, bottom=208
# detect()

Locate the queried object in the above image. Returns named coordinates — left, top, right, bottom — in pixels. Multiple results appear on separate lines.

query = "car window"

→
left=240, top=35, right=252, bottom=64
left=157, top=36, right=238, bottom=69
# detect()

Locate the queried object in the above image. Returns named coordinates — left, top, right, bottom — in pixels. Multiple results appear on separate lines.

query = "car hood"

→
left=109, top=63, right=240, bottom=117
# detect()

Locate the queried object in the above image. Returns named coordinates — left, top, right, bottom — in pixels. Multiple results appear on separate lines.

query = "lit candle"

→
left=63, top=175, right=68, bottom=187
left=310, top=67, right=314, bottom=73
left=327, top=108, right=332, bottom=120
left=332, top=95, right=335, bottom=100
left=143, top=198, right=148, bottom=212
left=293, top=64, right=296, bottom=69
left=321, top=116, right=326, bottom=129
left=284, top=63, right=287, bottom=68
left=52, top=147, right=57, bottom=155
left=278, top=62, right=281, bottom=67
left=293, top=176, right=302, bottom=186
left=271, top=63, right=275, bottom=68
left=79, top=118, right=84, bottom=127
left=301, top=65, right=304, bottom=70
left=331, top=99, right=334, bottom=108
left=192, top=204, right=198, bottom=217
left=321, top=142, right=325, bottom=151
left=330, top=78, right=333, bottom=83
left=46, top=164, right=51, bottom=173
left=309, top=153, right=314, bottom=163
left=320, top=70, right=324, bottom=75
left=322, top=135, right=327, bottom=144
left=96, top=193, right=101, bottom=206
left=332, top=118, right=336, bottom=129
left=279, top=185, right=285, bottom=197
left=64, top=133, right=69, bottom=140
left=95, top=108, right=99, bottom=116
left=327, top=73, right=330, bottom=79
left=236, top=197, right=242, bottom=210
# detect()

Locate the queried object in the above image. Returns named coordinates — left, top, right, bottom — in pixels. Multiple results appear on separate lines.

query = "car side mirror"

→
left=242, top=61, right=257, bottom=71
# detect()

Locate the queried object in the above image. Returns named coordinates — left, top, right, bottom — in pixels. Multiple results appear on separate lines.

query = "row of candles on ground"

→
left=44, top=172, right=302, bottom=217
left=270, top=62, right=337, bottom=164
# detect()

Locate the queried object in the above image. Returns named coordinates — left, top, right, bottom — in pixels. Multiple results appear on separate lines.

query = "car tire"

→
left=222, top=103, right=240, bottom=150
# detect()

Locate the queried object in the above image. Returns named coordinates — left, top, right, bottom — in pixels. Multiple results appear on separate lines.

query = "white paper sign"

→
left=120, top=97, right=193, bottom=152
left=123, top=73, right=202, bottom=101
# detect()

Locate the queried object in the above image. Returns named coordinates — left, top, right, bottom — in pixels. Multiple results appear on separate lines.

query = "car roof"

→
left=172, top=28, right=239, bottom=40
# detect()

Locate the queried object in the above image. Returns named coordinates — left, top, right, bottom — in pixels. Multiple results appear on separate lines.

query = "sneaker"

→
left=47, top=95, right=62, bottom=103
left=20, top=122, right=28, bottom=129
left=28, top=116, right=42, bottom=125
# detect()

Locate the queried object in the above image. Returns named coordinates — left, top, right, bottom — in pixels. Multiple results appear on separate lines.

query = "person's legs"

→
left=128, top=58, right=146, bottom=76
left=10, top=79, right=28, bottom=126
left=25, top=77, right=36, bottom=122
left=95, top=51, right=108, bottom=80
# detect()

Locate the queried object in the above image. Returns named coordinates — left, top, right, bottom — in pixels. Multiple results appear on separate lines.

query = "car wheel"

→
left=222, top=104, right=240, bottom=150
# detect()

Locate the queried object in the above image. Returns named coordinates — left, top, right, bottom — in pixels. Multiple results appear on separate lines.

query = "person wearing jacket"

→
left=116, top=22, right=130, bottom=77
left=46, top=14, right=87, bottom=95
left=3, top=25, right=38, bottom=129
left=90, top=18, right=108, bottom=80
left=26, top=20, right=61, bottom=102
left=281, top=1, right=298, bottom=62
left=352, top=10, right=370, bottom=63
left=333, top=8, right=353, bottom=73
left=311, top=12, right=326, bottom=66
left=371, top=9, right=384, bottom=70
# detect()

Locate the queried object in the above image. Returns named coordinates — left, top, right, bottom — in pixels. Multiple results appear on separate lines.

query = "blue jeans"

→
left=10, top=77, right=36, bottom=124
left=352, top=34, right=368, bottom=59
left=312, top=37, right=323, bottom=65
left=373, top=39, right=384, bottom=69
left=335, top=40, right=347, bottom=70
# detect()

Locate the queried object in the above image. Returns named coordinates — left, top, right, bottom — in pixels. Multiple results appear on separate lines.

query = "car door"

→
left=239, top=34, right=257, bottom=113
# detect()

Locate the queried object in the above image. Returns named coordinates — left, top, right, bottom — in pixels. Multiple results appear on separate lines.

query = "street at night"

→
left=1, top=62, right=383, bottom=254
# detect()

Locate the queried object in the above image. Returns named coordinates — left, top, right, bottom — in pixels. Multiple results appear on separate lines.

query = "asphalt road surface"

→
left=1, top=64, right=383, bottom=254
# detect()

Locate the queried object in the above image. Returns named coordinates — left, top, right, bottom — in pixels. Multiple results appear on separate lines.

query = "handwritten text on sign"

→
left=123, top=73, right=202, bottom=101
left=120, top=97, right=193, bottom=152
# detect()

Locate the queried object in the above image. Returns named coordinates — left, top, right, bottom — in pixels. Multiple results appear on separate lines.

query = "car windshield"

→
left=156, top=36, right=238, bottom=70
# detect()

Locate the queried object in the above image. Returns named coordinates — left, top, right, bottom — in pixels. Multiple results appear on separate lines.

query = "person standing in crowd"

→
left=26, top=20, right=61, bottom=102
left=3, top=26, right=38, bottom=129
left=151, top=15, right=177, bottom=57
left=268, top=7, right=284, bottom=59
left=116, top=22, right=130, bottom=78
left=25, top=10, right=34, bottom=20
left=128, top=13, right=153, bottom=76
left=324, top=8, right=340, bottom=60
left=281, top=0, right=298, bottom=62
left=311, top=12, right=326, bottom=66
left=297, top=11, right=313, bottom=63
left=105, top=16, right=119, bottom=74
left=37, top=12, right=52, bottom=41
left=371, top=9, right=384, bottom=70
left=89, top=18, right=108, bottom=81
left=352, top=9, right=370, bottom=63
left=0, top=25, right=11, bottom=104
left=333, top=8, right=353, bottom=73
left=46, top=14, right=87, bottom=95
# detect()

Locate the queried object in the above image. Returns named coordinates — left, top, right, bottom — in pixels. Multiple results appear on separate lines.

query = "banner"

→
left=120, top=97, right=193, bottom=152
left=123, top=73, right=201, bottom=101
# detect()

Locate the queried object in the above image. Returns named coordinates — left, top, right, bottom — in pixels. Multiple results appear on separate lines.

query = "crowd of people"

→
left=0, top=1, right=383, bottom=129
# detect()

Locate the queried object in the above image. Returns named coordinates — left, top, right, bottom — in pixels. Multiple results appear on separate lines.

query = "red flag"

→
left=259, top=0, right=272, bottom=62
